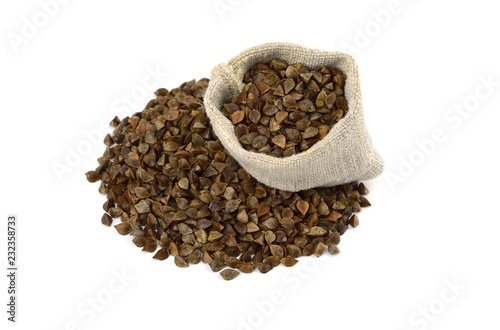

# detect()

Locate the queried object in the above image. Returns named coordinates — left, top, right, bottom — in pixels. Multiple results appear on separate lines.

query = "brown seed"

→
left=288, top=111, right=305, bottom=122
left=295, top=119, right=310, bottom=130
left=285, top=128, right=301, bottom=143
left=224, top=103, right=240, bottom=114
left=279, top=217, right=294, bottom=230
left=352, top=201, right=361, bottom=212
left=168, top=242, right=179, bottom=257
left=302, top=244, right=314, bottom=256
left=273, top=84, right=285, bottom=96
left=209, top=259, right=226, bottom=272
left=263, top=73, right=280, bottom=85
left=202, top=251, right=213, bottom=264
left=313, top=242, right=326, bottom=257
left=284, top=79, right=295, bottom=94
left=270, top=244, right=284, bottom=258
left=85, top=171, right=100, bottom=183
left=132, top=236, right=146, bottom=248
left=163, top=141, right=179, bottom=152
left=141, top=240, right=157, bottom=253
left=98, top=182, right=108, bottom=194
left=300, top=73, right=313, bottom=83
left=272, top=135, right=286, bottom=149
left=266, top=256, right=281, bottom=268
left=144, top=131, right=157, bottom=144
left=134, top=187, right=150, bottom=199
left=179, top=243, right=195, bottom=257
left=281, top=257, right=298, bottom=267
left=335, top=95, right=347, bottom=109
left=262, top=217, right=278, bottom=230
left=186, top=251, right=201, bottom=264
left=134, top=200, right=150, bottom=213
left=315, top=90, right=327, bottom=107
left=325, top=92, right=336, bottom=109
left=257, top=262, right=273, bottom=274
left=249, top=110, right=262, bottom=124
left=178, top=223, right=193, bottom=235
left=109, top=116, right=120, bottom=127
left=302, top=127, right=318, bottom=139
left=101, top=213, right=113, bottom=227
left=225, top=199, right=241, bottom=213
left=298, top=99, right=314, bottom=112
left=220, top=269, right=240, bottom=281
left=308, top=226, right=328, bottom=237
left=247, top=222, right=260, bottom=233
left=327, top=211, right=342, bottom=222
left=174, top=255, right=188, bottom=268
left=178, top=178, right=190, bottom=190
left=256, top=82, right=270, bottom=93
left=328, top=244, right=340, bottom=255
left=358, top=183, right=369, bottom=195
left=231, top=110, right=245, bottom=124
left=165, top=109, right=179, bottom=121
left=318, top=126, right=329, bottom=139
left=265, top=231, right=276, bottom=244
left=336, top=223, right=348, bottom=235
left=262, top=104, right=278, bottom=116
left=268, top=118, right=281, bottom=132
left=318, top=202, right=329, bottom=216
left=327, top=232, right=341, bottom=246
left=285, top=66, right=299, bottom=80
left=283, top=95, right=298, bottom=108
left=257, top=202, right=270, bottom=217
left=294, top=236, right=308, bottom=247
left=109, top=207, right=123, bottom=218
left=332, top=201, right=347, bottom=211
left=225, top=256, right=241, bottom=268
left=270, top=59, right=288, bottom=70
left=237, top=262, right=255, bottom=273
left=263, top=74, right=280, bottom=85
left=274, top=230, right=287, bottom=243
left=208, top=230, right=224, bottom=242
left=253, top=186, right=267, bottom=199
left=349, top=214, right=359, bottom=228
left=360, top=196, right=371, bottom=207
left=287, top=244, right=302, bottom=258
left=282, top=208, right=294, bottom=218
left=275, top=111, right=288, bottom=124
left=210, top=182, right=228, bottom=196
left=114, top=223, right=130, bottom=235
left=252, top=135, right=268, bottom=150
left=152, top=248, right=169, bottom=260
left=104, top=133, right=113, bottom=146
left=240, top=251, right=251, bottom=262
left=236, top=210, right=249, bottom=223
left=296, top=200, right=309, bottom=215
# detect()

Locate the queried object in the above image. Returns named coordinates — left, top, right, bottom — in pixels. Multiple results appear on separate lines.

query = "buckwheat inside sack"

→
left=221, top=60, right=349, bottom=157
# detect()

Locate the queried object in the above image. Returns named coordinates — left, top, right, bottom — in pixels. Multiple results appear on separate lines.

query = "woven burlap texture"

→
left=204, top=42, right=384, bottom=192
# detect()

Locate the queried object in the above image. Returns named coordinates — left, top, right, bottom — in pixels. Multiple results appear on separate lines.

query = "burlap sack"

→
left=204, top=42, right=384, bottom=192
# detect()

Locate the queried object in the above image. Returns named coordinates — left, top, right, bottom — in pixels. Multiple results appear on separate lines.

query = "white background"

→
left=1, top=0, right=499, bottom=329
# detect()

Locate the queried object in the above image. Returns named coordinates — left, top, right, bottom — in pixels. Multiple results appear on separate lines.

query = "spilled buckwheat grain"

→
left=86, top=78, right=370, bottom=280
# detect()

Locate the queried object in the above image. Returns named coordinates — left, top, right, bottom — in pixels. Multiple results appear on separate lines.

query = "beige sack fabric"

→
left=204, top=42, right=384, bottom=192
